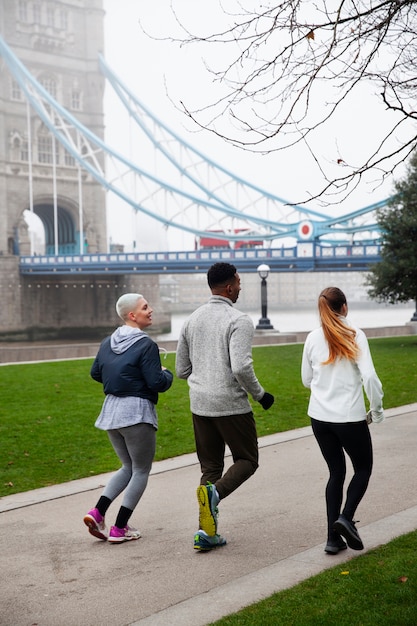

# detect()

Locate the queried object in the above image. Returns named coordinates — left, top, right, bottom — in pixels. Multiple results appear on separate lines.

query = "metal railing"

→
left=19, top=244, right=381, bottom=275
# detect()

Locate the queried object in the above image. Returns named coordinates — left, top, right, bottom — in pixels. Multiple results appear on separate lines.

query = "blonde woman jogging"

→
left=301, top=287, right=384, bottom=554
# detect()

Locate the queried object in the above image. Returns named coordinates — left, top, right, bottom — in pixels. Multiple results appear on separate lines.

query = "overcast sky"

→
left=102, top=0, right=404, bottom=252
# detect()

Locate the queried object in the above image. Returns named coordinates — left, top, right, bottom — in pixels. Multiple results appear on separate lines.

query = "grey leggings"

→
left=102, top=423, right=156, bottom=511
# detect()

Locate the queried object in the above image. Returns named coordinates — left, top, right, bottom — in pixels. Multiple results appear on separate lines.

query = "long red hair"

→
left=318, top=287, right=358, bottom=365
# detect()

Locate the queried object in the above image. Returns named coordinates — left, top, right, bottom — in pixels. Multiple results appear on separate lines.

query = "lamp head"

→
left=257, top=263, right=270, bottom=279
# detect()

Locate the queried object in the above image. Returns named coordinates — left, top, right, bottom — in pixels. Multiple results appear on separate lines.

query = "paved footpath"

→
left=1, top=405, right=416, bottom=626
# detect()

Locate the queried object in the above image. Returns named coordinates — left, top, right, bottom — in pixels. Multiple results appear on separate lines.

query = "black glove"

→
left=259, top=392, right=274, bottom=410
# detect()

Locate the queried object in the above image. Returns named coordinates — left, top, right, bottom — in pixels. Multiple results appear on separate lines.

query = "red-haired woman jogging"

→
left=301, top=287, right=384, bottom=554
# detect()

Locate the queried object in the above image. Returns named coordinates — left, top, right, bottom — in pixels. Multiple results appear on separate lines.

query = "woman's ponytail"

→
left=318, top=287, right=358, bottom=364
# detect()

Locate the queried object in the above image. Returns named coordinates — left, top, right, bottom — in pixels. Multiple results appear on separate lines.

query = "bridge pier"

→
left=0, top=259, right=170, bottom=341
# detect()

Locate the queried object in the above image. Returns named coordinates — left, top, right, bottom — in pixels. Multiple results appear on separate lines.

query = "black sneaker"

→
left=333, top=515, right=364, bottom=550
left=324, top=537, right=348, bottom=554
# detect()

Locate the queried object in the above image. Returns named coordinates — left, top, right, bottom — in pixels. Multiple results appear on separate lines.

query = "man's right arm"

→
left=175, top=328, right=192, bottom=379
left=230, top=316, right=265, bottom=402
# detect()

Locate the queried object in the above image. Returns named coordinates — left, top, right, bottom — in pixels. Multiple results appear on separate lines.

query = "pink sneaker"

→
left=108, top=525, right=141, bottom=544
left=83, top=508, right=108, bottom=541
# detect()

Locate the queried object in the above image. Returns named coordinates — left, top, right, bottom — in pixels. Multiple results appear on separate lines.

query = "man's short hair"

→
left=207, top=262, right=237, bottom=289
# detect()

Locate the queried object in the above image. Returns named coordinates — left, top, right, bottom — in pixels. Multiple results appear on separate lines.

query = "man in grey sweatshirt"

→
left=176, top=262, right=275, bottom=551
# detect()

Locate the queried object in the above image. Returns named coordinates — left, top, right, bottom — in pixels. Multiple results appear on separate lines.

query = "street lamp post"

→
left=256, top=264, right=274, bottom=330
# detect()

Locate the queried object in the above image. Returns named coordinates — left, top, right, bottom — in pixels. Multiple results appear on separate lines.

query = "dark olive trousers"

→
left=192, top=411, right=259, bottom=500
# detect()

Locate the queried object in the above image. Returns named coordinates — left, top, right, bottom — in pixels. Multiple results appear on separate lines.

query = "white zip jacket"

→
left=301, top=318, right=384, bottom=423
left=176, top=295, right=265, bottom=417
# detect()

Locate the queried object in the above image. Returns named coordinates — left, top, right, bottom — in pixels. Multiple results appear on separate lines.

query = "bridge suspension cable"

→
left=0, top=35, right=385, bottom=249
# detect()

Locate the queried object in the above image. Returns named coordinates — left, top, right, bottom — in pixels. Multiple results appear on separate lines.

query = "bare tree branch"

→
left=165, top=0, right=417, bottom=203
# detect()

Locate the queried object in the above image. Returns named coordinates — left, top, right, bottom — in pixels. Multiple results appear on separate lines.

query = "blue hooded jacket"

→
left=91, top=326, right=173, bottom=404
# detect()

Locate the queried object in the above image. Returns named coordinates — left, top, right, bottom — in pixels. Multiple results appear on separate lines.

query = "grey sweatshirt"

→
left=175, top=295, right=265, bottom=417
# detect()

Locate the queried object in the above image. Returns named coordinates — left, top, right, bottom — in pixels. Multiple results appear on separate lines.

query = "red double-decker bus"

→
left=196, top=229, right=263, bottom=250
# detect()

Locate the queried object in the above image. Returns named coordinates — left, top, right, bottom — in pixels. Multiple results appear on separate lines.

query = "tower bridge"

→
left=0, top=1, right=385, bottom=340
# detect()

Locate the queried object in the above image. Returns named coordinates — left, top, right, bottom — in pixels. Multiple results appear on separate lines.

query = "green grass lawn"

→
left=209, top=530, right=417, bottom=626
left=1, top=335, right=416, bottom=497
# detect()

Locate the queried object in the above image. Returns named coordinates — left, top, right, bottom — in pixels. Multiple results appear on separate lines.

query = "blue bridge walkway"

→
left=20, top=243, right=381, bottom=275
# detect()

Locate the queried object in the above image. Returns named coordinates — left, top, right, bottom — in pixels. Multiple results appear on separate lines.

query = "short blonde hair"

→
left=116, top=293, right=144, bottom=321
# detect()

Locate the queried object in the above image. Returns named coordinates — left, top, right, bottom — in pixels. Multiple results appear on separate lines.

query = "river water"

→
left=156, top=303, right=416, bottom=341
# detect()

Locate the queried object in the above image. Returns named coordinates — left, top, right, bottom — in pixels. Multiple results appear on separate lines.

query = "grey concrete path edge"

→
left=1, top=404, right=416, bottom=626
left=130, top=504, right=417, bottom=626
left=127, top=406, right=417, bottom=626
left=129, top=404, right=417, bottom=626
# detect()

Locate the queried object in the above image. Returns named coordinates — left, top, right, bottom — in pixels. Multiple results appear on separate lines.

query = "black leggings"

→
left=311, top=418, right=373, bottom=541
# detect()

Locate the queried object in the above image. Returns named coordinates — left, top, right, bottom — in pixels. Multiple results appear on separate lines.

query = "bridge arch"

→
left=36, top=203, right=75, bottom=255
left=18, top=196, right=83, bottom=256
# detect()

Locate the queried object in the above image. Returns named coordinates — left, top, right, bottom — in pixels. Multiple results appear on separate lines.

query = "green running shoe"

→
left=197, top=483, right=219, bottom=536
left=194, top=530, right=226, bottom=551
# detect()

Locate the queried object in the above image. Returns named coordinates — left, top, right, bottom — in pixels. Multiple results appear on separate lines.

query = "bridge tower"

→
left=0, top=0, right=106, bottom=257
left=0, top=1, right=169, bottom=341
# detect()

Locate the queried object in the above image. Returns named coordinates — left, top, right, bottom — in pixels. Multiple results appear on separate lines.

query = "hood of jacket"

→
left=110, top=325, right=147, bottom=354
